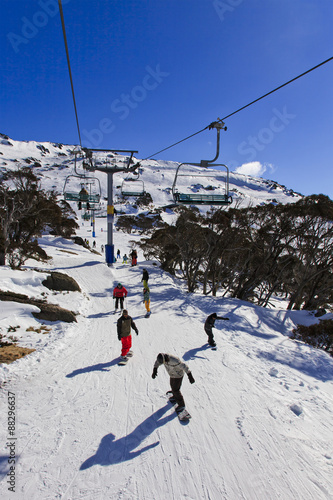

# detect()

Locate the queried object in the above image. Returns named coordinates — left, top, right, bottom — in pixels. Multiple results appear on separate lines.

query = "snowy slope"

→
left=0, top=135, right=302, bottom=211
left=0, top=214, right=332, bottom=500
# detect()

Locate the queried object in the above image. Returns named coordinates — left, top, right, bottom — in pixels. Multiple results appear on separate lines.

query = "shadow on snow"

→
left=66, top=357, right=120, bottom=377
left=80, top=403, right=176, bottom=469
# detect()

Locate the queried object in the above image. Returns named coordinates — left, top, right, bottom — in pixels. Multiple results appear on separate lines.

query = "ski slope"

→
left=0, top=219, right=332, bottom=500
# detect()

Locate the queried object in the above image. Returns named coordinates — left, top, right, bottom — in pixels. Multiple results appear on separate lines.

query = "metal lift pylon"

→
left=82, top=147, right=139, bottom=266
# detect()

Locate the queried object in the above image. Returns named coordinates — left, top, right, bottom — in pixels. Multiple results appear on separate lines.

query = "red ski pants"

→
left=121, top=335, right=132, bottom=357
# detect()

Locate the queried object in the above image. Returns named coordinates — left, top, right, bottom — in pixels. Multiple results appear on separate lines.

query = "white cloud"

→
left=234, top=161, right=267, bottom=177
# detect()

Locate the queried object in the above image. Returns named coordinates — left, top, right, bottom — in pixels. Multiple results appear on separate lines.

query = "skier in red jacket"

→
left=113, top=283, right=128, bottom=312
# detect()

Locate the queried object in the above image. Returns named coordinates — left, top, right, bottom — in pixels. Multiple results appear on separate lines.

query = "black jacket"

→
left=142, top=269, right=149, bottom=282
left=204, top=313, right=226, bottom=332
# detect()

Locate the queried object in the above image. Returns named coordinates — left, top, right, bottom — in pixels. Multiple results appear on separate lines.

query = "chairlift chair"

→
left=171, top=119, right=232, bottom=206
left=121, top=178, right=146, bottom=197
left=172, top=163, right=232, bottom=206
left=63, top=175, right=101, bottom=204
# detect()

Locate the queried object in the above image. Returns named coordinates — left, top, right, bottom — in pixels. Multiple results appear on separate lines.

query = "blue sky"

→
left=1, top=0, right=332, bottom=198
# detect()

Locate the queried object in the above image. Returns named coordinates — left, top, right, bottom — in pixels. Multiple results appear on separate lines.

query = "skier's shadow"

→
left=80, top=403, right=176, bottom=469
left=66, top=358, right=120, bottom=378
left=182, top=344, right=211, bottom=361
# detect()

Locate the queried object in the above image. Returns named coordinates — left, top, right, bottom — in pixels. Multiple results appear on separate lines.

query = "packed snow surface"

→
left=0, top=219, right=332, bottom=500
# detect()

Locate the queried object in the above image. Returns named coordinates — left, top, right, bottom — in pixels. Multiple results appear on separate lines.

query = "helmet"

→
left=117, top=283, right=122, bottom=287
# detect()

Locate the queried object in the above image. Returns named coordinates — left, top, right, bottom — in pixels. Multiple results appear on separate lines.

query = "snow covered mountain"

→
left=0, top=134, right=302, bottom=213
left=1, top=135, right=332, bottom=500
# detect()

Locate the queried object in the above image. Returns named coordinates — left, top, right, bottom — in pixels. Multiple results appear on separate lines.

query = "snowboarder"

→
left=117, top=309, right=138, bottom=361
left=204, top=312, right=229, bottom=347
left=113, top=283, right=128, bottom=311
left=142, top=268, right=149, bottom=288
left=122, top=254, right=128, bottom=264
left=130, top=249, right=137, bottom=266
left=143, top=287, right=150, bottom=315
left=151, top=353, right=195, bottom=413
left=117, top=249, right=121, bottom=259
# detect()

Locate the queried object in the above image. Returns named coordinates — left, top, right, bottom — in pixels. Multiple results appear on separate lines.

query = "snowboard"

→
left=166, top=391, right=191, bottom=421
left=118, top=357, right=129, bottom=366
left=176, top=407, right=192, bottom=421
left=207, top=343, right=217, bottom=350
left=145, top=311, right=151, bottom=318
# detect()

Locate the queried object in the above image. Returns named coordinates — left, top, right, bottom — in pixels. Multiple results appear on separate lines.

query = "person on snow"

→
left=122, top=254, right=128, bottom=264
left=113, top=283, right=128, bottom=311
left=117, top=309, right=138, bottom=360
left=143, top=287, right=150, bottom=314
left=204, top=312, right=229, bottom=347
left=142, top=268, right=149, bottom=289
left=117, top=249, right=121, bottom=259
left=130, top=249, right=137, bottom=266
left=151, top=353, right=195, bottom=412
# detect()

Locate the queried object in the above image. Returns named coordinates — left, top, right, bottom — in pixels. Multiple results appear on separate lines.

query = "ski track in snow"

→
left=0, top=230, right=333, bottom=500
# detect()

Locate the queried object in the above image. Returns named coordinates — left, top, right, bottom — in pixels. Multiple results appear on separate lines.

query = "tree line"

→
left=0, top=168, right=78, bottom=268
left=137, top=195, right=333, bottom=312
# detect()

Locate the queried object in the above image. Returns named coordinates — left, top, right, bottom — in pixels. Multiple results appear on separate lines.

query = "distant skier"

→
left=143, top=287, right=150, bottom=315
left=142, top=268, right=149, bottom=288
left=130, top=249, right=137, bottom=266
left=117, top=249, right=121, bottom=259
left=151, top=353, right=195, bottom=412
left=122, top=254, right=128, bottom=264
left=117, top=309, right=138, bottom=360
left=113, top=283, right=128, bottom=311
left=204, top=312, right=229, bottom=347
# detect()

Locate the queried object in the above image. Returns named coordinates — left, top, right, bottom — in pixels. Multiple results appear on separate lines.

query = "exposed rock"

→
left=0, top=290, right=77, bottom=322
left=32, top=303, right=77, bottom=323
left=42, top=272, right=81, bottom=292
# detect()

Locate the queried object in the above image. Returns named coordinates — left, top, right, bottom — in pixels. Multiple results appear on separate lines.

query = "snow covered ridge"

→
left=0, top=134, right=303, bottom=209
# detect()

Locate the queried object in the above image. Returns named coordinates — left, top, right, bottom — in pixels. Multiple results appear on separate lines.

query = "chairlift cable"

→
left=144, top=56, right=333, bottom=160
left=58, top=0, right=82, bottom=147
left=218, top=56, right=333, bottom=122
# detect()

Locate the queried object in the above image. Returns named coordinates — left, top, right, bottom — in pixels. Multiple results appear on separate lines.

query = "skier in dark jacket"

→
left=117, top=309, right=138, bottom=360
left=142, top=268, right=149, bottom=288
left=130, top=249, right=137, bottom=266
left=204, top=312, right=229, bottom=347
left=152, top=353, right=195, bottom=411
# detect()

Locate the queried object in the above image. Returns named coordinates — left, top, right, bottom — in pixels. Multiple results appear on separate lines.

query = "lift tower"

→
left=83, top=148, right=139, bottom=266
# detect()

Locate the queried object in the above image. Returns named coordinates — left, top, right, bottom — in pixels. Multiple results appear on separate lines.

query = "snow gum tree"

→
left=0, top=167, right=78, bottom=268
left=138, top=196, right=333, bottom=311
